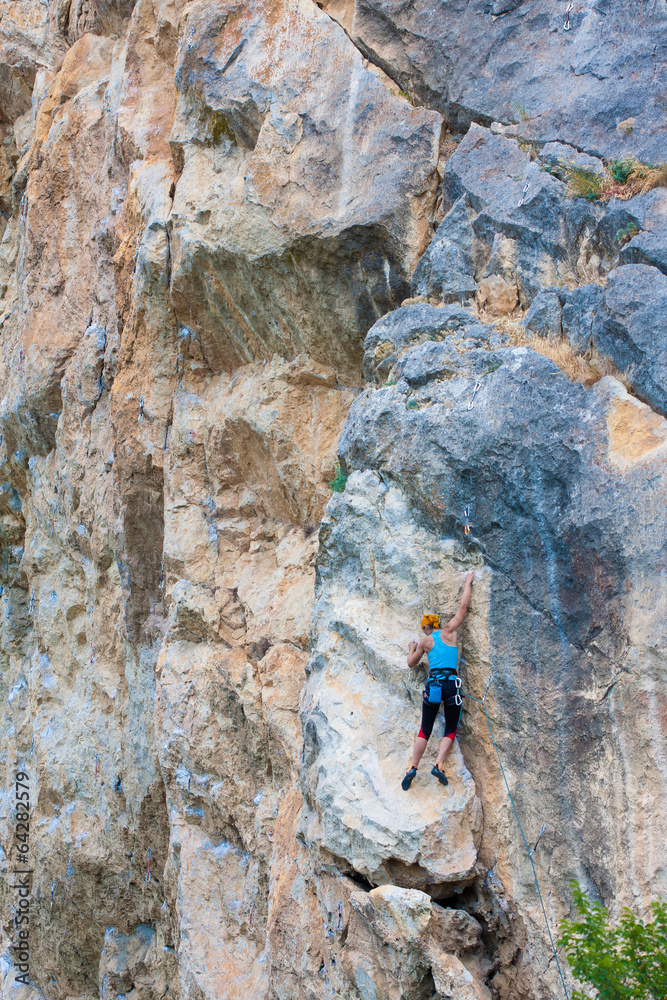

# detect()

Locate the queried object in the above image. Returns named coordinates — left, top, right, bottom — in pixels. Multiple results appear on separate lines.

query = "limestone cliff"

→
left=0, top=2, right=665, bottom=1000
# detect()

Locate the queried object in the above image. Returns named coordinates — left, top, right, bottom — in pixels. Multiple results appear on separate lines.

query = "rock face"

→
left=168, top=0, right=441, bottom=380
left=321, top=0, right=667, bottom=161
left=0, top=3, right=666, bottom=1000
left=302, top=475, right=483, bottom=896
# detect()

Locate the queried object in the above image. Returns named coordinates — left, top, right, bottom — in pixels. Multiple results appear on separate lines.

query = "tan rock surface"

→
left=0, top=3, right=665, bottom=1000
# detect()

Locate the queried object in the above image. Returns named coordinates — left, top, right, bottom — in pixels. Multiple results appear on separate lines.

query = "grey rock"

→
left=313, top=313, right=667, bottom=991
left=363, top=302, right=483, bottom=384
left=614, top=190, right=667, bottom=242
left=437, top=126, right=606, bottom=303
left=592, top=264, right=667, bottom=415
left=619, top=231, right=667, bottom=275
left=561, top=283, right=603, bottom=354
left=414, top=125, right=663, bottom=312
left=431, top=195, right=478, bottom=258
left=523, top=288, right=563, bottom=339
left=540, top=142, right=606, bottom=178
left=391, top=336, right=490, bottom=388
left=411, top=237, right=477, bottom=303
left=335, top=0, right=667, bottom=161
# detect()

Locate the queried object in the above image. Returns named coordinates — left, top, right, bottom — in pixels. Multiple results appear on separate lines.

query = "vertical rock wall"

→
left=0, top=2, right=665, bottom=999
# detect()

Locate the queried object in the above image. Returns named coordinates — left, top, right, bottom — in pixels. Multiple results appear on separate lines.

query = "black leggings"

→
left=418, top=692, right=461, bottom=742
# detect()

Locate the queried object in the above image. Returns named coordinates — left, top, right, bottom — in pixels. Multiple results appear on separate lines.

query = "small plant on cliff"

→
left=615, top=223, right=641, bottom=247
left=329, top=462, right=348, bottom=493
left=608, top=157, right=637, bottom=185
left=565, top=166, right=604, bottom=201
left=565, top=158, right=667, bottom=202
left=558, top=881, right=667, bottom=1000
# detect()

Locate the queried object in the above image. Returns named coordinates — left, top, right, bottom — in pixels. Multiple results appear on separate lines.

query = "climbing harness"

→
left=146, top=848, right=152, bottom=883
left=518, top=181, right=530, bottom=207
left=464, top=681, right=570, bottom=1000
left=563, top=3, right=573, bottom=29
left=467, top=381, right=482, bottom=410
left=426, top=673, right=462, bottom=706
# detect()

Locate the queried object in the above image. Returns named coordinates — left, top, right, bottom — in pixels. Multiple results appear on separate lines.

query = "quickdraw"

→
left=467, top=381, right=482, bottom=410
left=464, top=506, right=471, bottom=535
left=518, top=181, right=530, bottom=207
left=94, top=754, right=99, bottom=783
left=139, top=397, right=145, bottom=422
left=29, top=589, right=35, bottom=615
left=530, top=824, right=547, bottom=857
left=50, top=880, right=56, bottom=910
left=146, top=848, right=152, bottom=883
left=564, top=3, right=573, bottom=29
left=337, top=902, right=342, bottom=930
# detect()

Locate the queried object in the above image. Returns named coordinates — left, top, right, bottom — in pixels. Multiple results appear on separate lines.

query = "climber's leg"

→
left=436, top=734, right=455, bottom=766
left=402, top=698, right=438, bottom=789
left=432, top=700, right=462, bottom=785
left=410, top=736, right=428, bottom=769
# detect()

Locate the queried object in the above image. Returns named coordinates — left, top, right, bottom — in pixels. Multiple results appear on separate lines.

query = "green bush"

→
left=615, top=224, right=640, bottom=246
left=558, top=882, right=667, bottom=1000
left=565, top=167, right=604, bottom=201
left=608, top=157, right=637, bottom=185
left=329, top=462, right=348, bottom=494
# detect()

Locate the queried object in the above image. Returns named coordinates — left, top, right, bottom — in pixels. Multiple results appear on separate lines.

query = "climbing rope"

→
left=464, top=687, right=570, bottom=1000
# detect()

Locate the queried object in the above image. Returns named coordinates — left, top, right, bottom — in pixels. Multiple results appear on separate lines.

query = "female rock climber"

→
left=401, top=570, right=475, bottom=791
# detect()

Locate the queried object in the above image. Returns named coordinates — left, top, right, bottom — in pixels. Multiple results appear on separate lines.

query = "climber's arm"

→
left=407, top=637, right=428, bottom=668
left=443, top=571, right=475, bottom=635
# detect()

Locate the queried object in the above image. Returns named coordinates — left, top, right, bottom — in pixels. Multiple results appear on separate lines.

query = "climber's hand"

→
left=465, top=570, right=475, bottom=584
left=408, top=641, right=417, bottom=654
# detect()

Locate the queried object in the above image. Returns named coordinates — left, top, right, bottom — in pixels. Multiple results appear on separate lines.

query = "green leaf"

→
left=558, top=882, right=667, bottom=1000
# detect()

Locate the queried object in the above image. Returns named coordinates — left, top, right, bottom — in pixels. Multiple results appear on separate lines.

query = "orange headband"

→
left=421, top=614, right=440, bottom=629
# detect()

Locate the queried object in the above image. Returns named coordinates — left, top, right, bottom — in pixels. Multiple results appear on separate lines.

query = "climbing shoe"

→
left=401, top=767, right=418, bottom=791
left=431, top=763, right=448, bottom=786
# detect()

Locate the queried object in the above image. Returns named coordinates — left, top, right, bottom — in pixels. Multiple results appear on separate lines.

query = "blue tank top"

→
left=427, top=631, right=458, bottom=678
